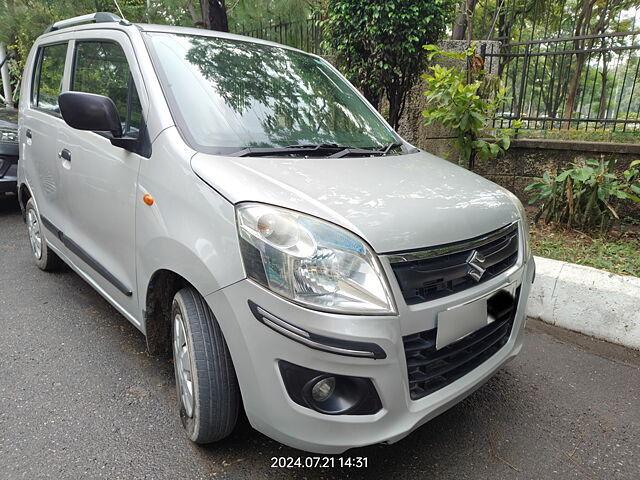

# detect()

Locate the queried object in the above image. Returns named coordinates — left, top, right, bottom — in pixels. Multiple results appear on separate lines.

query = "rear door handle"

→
left=59, top=149, right=71, bottom=162
left=26, top=129, right=32, bottom=139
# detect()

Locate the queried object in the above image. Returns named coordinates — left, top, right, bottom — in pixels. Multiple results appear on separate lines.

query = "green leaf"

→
left=612, top=190, right=629, bottom=199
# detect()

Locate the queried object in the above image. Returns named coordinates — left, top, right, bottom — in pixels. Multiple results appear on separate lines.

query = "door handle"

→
left=59, top=149, right=71, bottom=162
left=26, top=129, right=32, bottom=139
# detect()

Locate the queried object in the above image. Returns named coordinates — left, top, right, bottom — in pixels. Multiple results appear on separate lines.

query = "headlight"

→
left=503, top=190, right=531, bottom=260
left=236, top=203, right=395, bottom=315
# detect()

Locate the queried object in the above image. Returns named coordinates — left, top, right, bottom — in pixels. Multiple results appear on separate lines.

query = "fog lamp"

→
left=311, top=377, right=336, bottom=402
left=278, top=361, right=382, bottom=415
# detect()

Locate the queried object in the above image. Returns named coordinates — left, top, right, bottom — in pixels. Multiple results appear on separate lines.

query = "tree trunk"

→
left=597, top=57, right=609, bottom=122
left=562, top=0, right=611, bottom=128
left=200, top=0, right=228, bottom=32
left=451, top=0, right=476, bottom=40
left=563, top=52, right=587, bottom=128
left=187, top=0, right=201, bottom=26
left=386, top=83, right=401, bottom=131
left=0, top=43, right=13, bottom=108
left=496, top=10, right=512, bottom=75
left=451, top=2, right=467, bottom=40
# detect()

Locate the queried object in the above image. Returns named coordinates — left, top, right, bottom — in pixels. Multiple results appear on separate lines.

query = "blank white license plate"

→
left=436, top=298, right=489, bottom=350
left=436, top=283, right=518, bottom=350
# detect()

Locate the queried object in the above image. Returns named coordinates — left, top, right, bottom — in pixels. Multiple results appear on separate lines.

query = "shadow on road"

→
left=0, top=192, right=20, bottom=216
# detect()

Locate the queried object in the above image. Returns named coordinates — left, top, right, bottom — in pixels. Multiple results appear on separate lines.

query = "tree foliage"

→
left=321, top=0, right=455, bottom=130
left=0, top=0, right=197, bottom=97
left=0, top=0, right=320, bottom=99
left=227, top=0, right=319, bottom=30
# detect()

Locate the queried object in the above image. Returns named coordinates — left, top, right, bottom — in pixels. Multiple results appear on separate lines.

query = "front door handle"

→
left=59, top=149, right=71, bottom=162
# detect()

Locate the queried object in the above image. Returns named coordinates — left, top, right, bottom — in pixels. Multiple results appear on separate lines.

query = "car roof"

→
left=38, top=18, right=313, bottom=57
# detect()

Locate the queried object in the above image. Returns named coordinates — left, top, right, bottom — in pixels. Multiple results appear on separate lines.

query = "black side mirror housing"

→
left=58, top=91, right=123, bottom=138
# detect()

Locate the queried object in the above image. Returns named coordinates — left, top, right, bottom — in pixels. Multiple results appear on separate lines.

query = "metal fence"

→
left=470, top=0, right=640, bottom=138
left=484, top=30, right=640, bottom=135
left=229, top=5, right=640, bottom=138
left=471, top=0, right=635, bottom=44
left=231, top=15, right=323, bottom=55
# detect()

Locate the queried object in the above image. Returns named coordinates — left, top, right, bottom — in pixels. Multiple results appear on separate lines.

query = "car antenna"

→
left=112, top=0, right=125, bottom=19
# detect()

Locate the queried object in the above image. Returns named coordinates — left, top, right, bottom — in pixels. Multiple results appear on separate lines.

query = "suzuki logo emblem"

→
left=467, top=250, right=486, bottom=282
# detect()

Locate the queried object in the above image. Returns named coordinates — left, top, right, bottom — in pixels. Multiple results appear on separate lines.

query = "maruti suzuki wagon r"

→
left=17, top=12, right=534, bottom=453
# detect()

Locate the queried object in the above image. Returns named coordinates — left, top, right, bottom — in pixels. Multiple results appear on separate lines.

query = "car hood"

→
left=191, top=150, right=520, bottom=253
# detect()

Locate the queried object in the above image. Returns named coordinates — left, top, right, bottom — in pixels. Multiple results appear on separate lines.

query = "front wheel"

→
left=171, top=287, right=239, bottom=444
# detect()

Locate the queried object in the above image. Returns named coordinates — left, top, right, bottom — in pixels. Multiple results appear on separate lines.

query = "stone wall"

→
left=473, top=139, right=640, bottom=219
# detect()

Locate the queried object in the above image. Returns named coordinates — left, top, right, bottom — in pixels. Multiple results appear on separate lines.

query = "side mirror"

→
left=58, top=91, right=123, bottom=138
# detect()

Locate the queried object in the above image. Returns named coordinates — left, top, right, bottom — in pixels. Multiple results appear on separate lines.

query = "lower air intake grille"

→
left=403, top=287, right=520, bottom=400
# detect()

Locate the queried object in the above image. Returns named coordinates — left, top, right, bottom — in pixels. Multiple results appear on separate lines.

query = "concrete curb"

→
left=527, top=256, right=640, bottom=350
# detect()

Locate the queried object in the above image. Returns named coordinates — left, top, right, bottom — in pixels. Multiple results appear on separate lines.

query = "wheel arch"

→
left=144, top=268, right=198, bottom=357
left=18, top=182, right=32, bottom=219
left=138, top=234, right=245, bottom=356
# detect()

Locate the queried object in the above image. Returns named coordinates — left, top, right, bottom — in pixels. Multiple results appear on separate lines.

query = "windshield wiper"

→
left=231, top=143, right=362, bottom=157
left=378, top=141, right=403, bottom=155
left=328, top=141, right=404, bottom=158
left=230, top=142, right=403, bottom=158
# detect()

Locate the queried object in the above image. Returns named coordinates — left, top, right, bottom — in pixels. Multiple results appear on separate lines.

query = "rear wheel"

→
left=171, top=287, right=239, bottom=444
left=25, top=198, right=61, bottom=271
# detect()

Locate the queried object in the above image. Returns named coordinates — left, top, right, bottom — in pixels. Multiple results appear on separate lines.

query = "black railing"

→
left=230, top=7, right=640, bottom=139
left=484, top=30, right=640, bottom=138
left=231, top=15, right=324, bottom=55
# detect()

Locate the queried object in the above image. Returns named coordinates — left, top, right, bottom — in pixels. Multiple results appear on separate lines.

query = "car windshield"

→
left=144, top=32, right=399, bottom=155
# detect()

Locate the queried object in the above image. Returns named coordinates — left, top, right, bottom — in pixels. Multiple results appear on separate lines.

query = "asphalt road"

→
left=1, top=193, right=639, bottom=480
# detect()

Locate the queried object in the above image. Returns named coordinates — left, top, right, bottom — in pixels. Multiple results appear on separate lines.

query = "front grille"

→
left=387, top=223, right=519, bottom=305
left=403, top=287, right=520, bottom=400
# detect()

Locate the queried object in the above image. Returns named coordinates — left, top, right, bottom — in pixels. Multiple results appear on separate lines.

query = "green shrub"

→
left=525, top=158, right=640, bottom=232
left=321, top=0, right=455, bottom=130
left=421, top=43, right=523, bottom=169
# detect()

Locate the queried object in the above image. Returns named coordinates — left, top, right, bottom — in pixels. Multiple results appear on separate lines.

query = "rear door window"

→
left=32, top=43, right=68, bottom=115
left=72, top=41, right=142, bottom=138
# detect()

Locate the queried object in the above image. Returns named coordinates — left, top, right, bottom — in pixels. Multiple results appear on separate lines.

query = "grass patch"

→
left=529, top=218, right=640, bottom=277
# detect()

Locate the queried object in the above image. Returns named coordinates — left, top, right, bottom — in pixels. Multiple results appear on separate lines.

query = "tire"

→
left=25, top=198, right=62, bottom=271
left=171, top=287, right=239, bottom=444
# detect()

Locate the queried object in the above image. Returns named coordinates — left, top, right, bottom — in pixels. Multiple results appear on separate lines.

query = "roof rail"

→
left=44, top=12, right=126, bottom=33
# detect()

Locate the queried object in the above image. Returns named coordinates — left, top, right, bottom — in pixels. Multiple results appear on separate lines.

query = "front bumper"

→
left=0, top=168, right=17, bottom=193
left=0, top=151, right=18, bottom=194
left=206, top=255, right=535, bottom=454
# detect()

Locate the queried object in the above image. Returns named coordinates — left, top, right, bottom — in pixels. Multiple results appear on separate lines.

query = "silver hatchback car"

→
left=18, top=13, right=534, bottom=453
